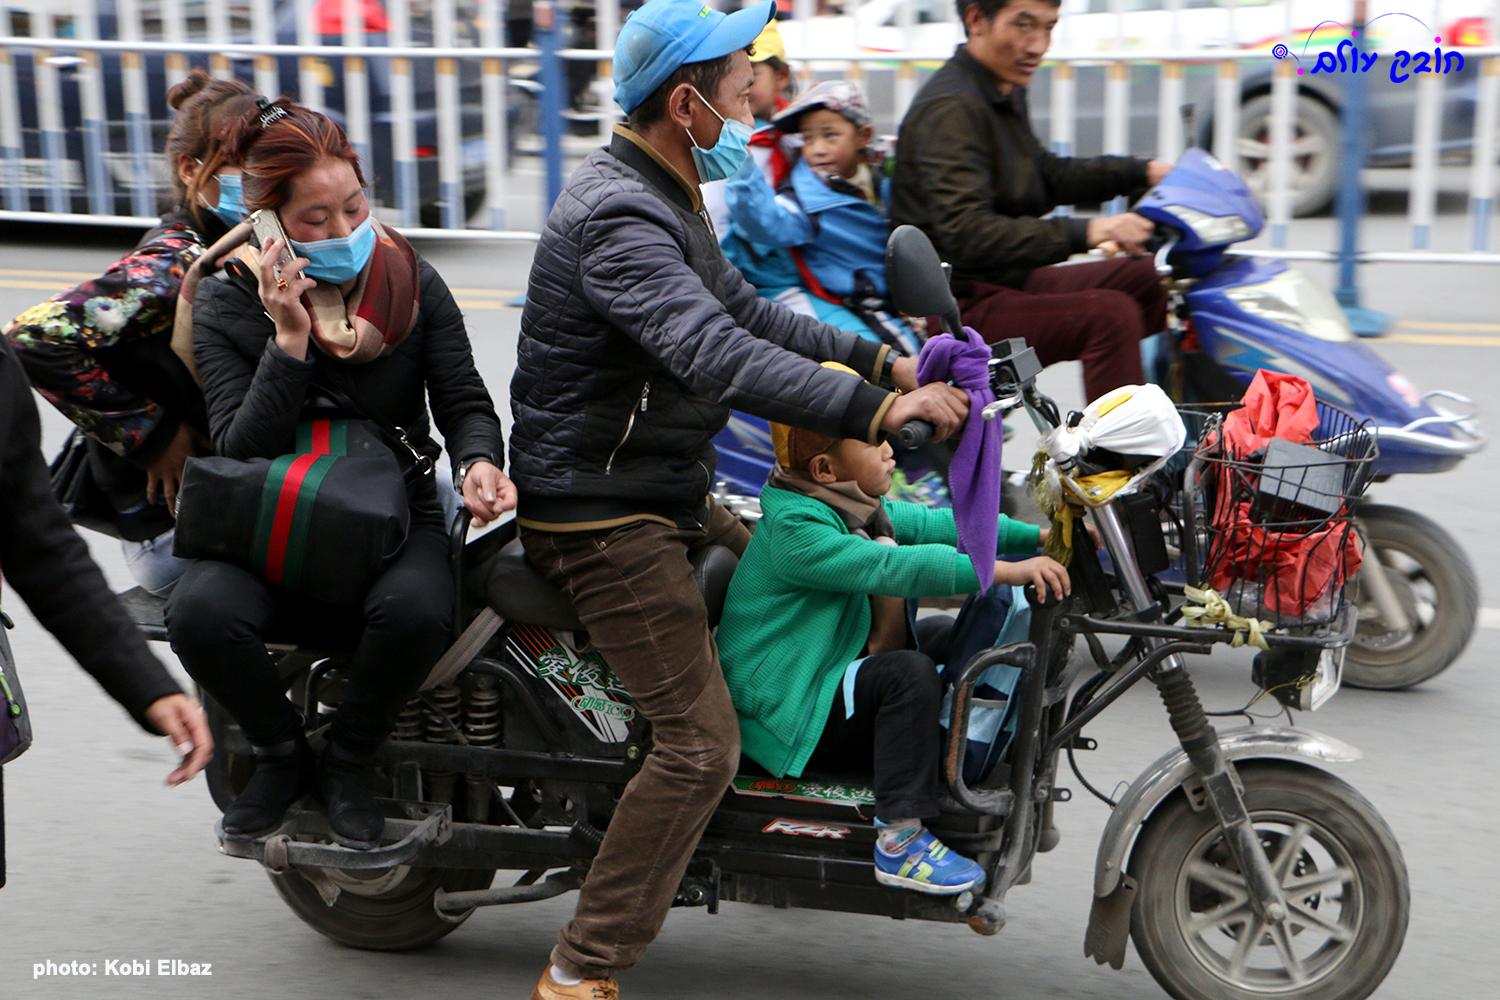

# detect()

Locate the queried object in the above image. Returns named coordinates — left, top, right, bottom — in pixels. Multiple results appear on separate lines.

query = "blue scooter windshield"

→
left=1135, top=148, right=1265, bottom=253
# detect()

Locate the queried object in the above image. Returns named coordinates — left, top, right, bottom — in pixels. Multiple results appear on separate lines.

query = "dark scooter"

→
left=120, top=228, right=1409, bottom=1000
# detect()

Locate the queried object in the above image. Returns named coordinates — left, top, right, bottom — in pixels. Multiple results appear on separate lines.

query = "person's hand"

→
left=146, top=422, right=210, bottom=516
left=257, top=237, right=317, bottom=356
left=1146, top=159, right=1173, bottom=186
left=1086, top=213, right=1155, bottom=256
left=461, top=461, right=518, bottom=527
left=890, top=355, right=920, bottom=392
left=994, top=556, right=1071, bottom=602
left=142, top=693, right=214, bottom=786
left=881, top=382, right=970, bottom=442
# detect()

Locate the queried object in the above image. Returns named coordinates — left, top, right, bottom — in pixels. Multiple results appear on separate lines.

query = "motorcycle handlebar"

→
left=896, top=420, right=934, bottom=449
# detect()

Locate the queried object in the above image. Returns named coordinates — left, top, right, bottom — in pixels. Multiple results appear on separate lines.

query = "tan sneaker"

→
left=529, top=967, right=619, bottom=1000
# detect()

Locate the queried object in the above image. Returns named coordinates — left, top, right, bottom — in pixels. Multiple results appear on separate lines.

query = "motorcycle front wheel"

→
left=1128, top=761, right=1408, bottom=1000
left=1346, top=505, right=1478, bottom=689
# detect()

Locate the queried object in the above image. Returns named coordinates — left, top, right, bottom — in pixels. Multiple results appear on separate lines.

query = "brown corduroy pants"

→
left=521, top=501, right=751, bottom=979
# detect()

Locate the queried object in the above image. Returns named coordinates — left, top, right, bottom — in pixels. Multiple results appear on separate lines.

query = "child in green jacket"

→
left=716, top=391, right=1068, bottom=895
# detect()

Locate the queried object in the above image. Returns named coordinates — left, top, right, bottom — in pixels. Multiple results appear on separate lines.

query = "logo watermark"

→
left=1271, top=14, right=1464, bottom=82
left=32, top=958, right=214, bottom=979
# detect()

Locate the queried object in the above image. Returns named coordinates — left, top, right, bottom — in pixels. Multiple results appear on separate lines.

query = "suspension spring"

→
left=425, top=684, right=463, bottom=743
left=393, top=699, right=424, bottom=741
left=1155, top=667, right=1214, bottom=748
left=463, top=676, right=502, bottom=748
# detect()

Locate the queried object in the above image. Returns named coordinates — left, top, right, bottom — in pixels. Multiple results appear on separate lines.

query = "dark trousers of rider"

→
left=521, top=500, right=751, bottom=980
left=804, top=616, right=955, bottom=822
left=164, top=517, right=453, bottom=758
left=959, top=255, right=1169, bottom=403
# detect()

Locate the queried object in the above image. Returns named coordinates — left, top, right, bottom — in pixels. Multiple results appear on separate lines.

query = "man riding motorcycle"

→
left=508, top=2, right=969, bottom=996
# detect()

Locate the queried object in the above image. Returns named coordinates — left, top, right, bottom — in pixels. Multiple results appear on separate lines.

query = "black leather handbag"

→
left=47, top=429, right=124, bottom=539
left=174, top=416, right=411, bottom=605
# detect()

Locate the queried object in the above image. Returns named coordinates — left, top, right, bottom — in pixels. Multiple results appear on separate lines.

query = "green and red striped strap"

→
left=250, top=419, right=350, bottom=589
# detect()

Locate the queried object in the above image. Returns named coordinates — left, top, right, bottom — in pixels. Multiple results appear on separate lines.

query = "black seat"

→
left=485, top=538, right=584, bottom=631
left=485, top=538, right=739, bottom=631
left=118, top=586, right=169, bottom=641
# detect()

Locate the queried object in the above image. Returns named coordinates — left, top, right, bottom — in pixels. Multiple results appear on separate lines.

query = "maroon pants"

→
left=959, top=256, right=1169, bottom=403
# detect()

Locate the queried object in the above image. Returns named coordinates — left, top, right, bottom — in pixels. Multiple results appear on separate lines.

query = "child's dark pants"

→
left=803, top=616, right=955, bottom=822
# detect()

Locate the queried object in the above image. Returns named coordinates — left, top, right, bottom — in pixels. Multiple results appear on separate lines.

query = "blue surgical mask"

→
left=212, top=173, right=245, bottom=224
left=290, top=215, right=377, bottom=284
left=686, top=87, right=752, bottom=183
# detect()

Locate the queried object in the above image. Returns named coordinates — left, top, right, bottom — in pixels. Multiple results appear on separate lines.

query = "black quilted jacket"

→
left=510, top=127, right=894, bottom=529
left=192, top=255, right=504, bottom=505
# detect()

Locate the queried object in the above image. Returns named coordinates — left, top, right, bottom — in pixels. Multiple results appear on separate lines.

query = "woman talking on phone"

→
left=165, top=100, right=513, bottom=849
left=3, top=68, right=256, bottom=595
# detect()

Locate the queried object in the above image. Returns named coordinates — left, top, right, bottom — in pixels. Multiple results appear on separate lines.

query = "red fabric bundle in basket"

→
left=1206, top=371, right=1364, bottom=620
left=1210, top=502, right=1363, bottom=617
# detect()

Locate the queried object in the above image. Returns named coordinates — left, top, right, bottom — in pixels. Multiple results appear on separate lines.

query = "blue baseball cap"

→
left=613, top=0, right=777, bottom=114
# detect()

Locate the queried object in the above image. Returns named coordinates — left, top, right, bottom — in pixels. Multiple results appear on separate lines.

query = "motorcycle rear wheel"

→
left=270, top=864, right=495, bottom=951
left=1129, top=761, right=1408, bottom=1000
left=1346, top=505, right=1478, bottom=689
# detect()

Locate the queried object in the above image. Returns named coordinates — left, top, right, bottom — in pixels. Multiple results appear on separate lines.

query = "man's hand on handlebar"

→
left=1086, top=213, right=1155, bottom=257
left=882, top=383, right=969, bottom=442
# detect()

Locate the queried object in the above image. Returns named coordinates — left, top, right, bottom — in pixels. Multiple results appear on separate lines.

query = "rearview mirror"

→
left=885, top=225, right=964, bottom=339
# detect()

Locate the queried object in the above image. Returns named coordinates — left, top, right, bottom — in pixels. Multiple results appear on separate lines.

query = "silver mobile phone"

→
left=250, top=209, right=296, bottom=269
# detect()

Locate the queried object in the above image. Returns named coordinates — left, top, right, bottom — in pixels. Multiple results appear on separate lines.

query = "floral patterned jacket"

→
left=3, top=214, right=211, bottom=463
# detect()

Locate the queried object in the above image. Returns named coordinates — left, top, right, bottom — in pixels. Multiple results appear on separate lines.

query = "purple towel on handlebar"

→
left=916, top=328, right=1001, bottom=591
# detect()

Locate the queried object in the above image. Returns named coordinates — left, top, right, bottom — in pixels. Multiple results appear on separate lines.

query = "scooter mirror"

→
left=885, top=225, right=965, bottom=339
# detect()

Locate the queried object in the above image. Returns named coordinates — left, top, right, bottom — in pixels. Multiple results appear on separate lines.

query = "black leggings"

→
left=803, top=616, right=954, bottom=823
left=166, top=519, right=453, bottom=758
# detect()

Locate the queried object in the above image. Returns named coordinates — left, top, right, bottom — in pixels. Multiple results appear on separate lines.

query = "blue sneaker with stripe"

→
left=873, top=828, right=985, bottom=895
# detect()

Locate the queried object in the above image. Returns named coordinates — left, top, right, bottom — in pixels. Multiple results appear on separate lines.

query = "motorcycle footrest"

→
left=216, top=799, right=453, bottom=872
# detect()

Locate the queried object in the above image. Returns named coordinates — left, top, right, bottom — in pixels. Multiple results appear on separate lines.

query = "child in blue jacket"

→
left=725, top=81, right=920, bottom=355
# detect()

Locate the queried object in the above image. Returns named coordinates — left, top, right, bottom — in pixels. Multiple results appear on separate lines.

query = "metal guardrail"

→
left=0, top=1, right=1498, bottom=270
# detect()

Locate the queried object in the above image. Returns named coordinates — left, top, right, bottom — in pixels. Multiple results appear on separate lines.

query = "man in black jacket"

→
left=511, top=2, right=968, bottom=996
left=891, top=0, right=1174, bottom=402
left=0, top=336, right=212, bottom=834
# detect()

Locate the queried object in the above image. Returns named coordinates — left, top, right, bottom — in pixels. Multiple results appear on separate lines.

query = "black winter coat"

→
left=510, top=127, right=894, bottom=529
left=191, top=254, right=505, bottom=510
left=0, top=337, right=181, bottom=732
left=890, top=46, right=1152, bottom=293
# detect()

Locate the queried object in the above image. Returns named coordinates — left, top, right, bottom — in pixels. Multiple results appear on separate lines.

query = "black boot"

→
left=318, top=742, right=384, bottom=849
left=222, top=736, right=315, bottom=838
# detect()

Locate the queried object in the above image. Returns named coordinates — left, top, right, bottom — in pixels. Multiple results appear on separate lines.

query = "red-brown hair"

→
left=220, top=98, right=367, bottom=211
left=163, top=67, right=257, bottom=216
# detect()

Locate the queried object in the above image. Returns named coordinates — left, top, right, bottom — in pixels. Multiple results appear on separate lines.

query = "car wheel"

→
left=1237, top=94, right=1340, bottom=217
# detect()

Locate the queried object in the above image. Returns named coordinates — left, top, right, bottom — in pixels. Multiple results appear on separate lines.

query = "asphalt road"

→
left=0, top=216, right=1496, bottom=1000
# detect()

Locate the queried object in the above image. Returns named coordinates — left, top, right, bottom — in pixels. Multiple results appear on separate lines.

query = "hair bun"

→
left=166, top=67, right=214, bottom=111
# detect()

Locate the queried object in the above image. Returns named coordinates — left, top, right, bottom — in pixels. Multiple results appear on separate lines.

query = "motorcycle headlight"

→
left=1221, top=269, right=1356, bottom=343
left=1161, top=205, right=1253, bottom=245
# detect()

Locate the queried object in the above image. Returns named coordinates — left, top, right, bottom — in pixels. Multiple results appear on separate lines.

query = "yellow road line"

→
left=449, top=287, right=520, bottom=298
left=453, top=299, right=519, bottom=310
left=0, top=268, right=98, bottom=280
left=1396, top=320, right=1500, bottom=333
left=1386, top=333, right=1500, bottom=347
left=0, top=279, right=71, bottom=291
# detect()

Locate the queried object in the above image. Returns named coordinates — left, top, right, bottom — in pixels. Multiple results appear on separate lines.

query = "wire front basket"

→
left=1179, top=402, right=1378, bottom=630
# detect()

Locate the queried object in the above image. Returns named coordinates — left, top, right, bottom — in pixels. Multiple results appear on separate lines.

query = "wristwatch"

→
left=453, top=459, right=482, bottom=494
left=880, top=351, right=899, bottom=391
